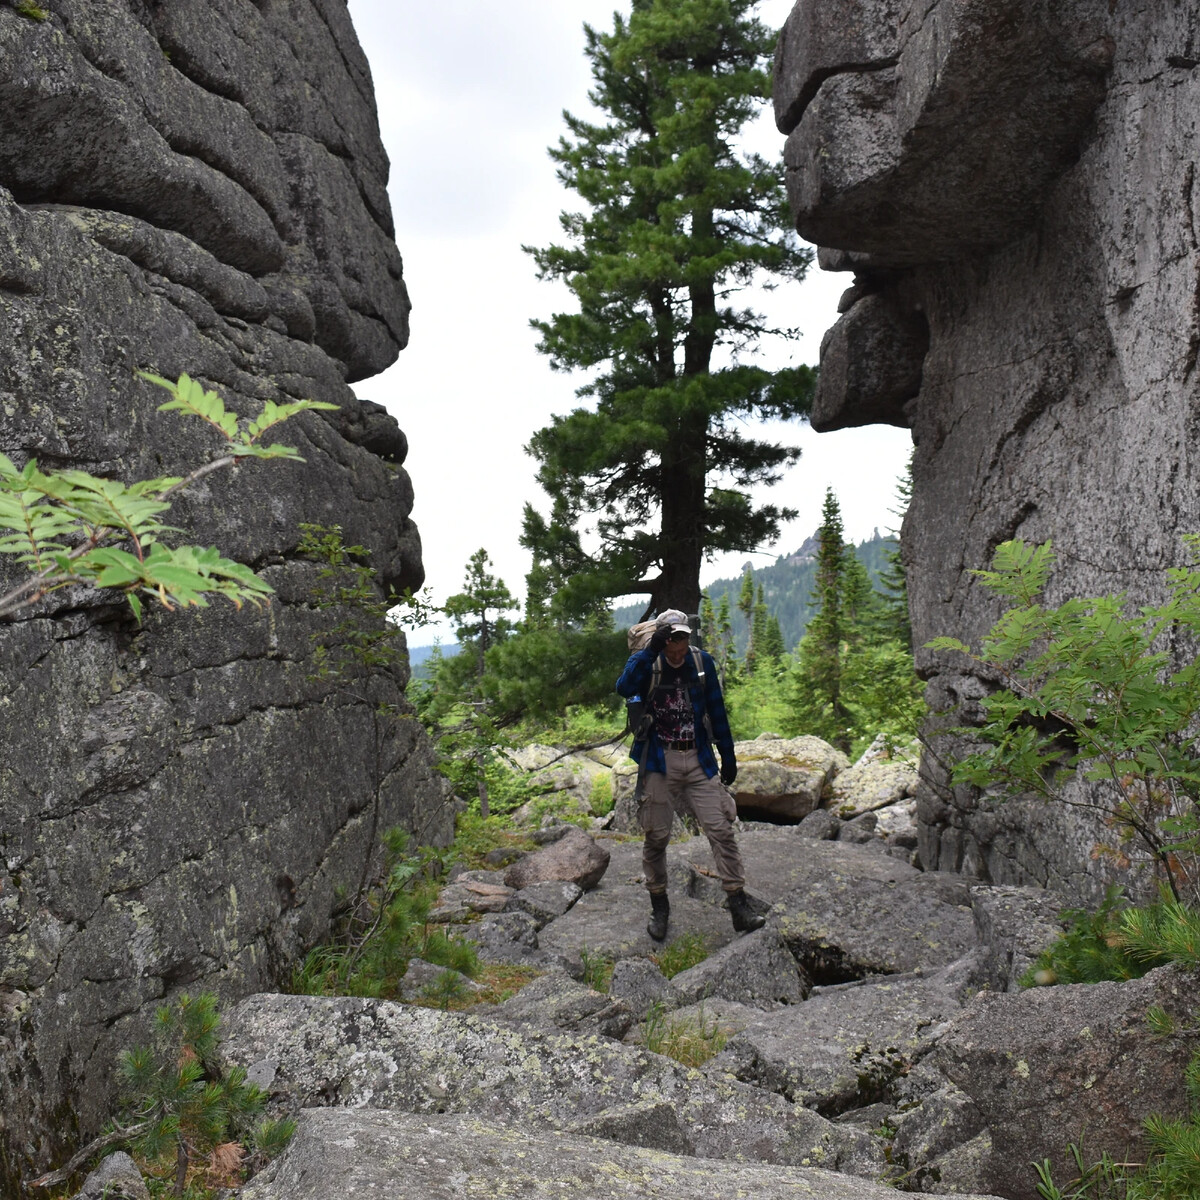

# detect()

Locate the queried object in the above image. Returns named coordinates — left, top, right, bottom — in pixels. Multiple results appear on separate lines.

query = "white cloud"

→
left=348, top=0, right=913, bottom=644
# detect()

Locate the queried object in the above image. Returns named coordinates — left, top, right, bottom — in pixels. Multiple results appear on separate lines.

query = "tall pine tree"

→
left=523, top=0, right=814, bottom=621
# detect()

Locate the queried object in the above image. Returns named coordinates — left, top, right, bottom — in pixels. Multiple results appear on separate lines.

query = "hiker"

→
left=616, top=608, right=766, bottom=942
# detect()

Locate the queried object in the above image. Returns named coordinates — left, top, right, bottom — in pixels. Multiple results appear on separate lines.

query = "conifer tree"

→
left=789, top=488, right=854, bottom=750
left=738, top=565, right=758, bottom=674
left=524, top=0, right=815, bottom=621
left=878, top=455, right=914, bottom=647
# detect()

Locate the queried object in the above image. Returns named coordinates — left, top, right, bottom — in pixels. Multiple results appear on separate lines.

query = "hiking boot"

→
left=728, top=888, right=766, bottom=934
left=647, top=891, right=670, bottom=941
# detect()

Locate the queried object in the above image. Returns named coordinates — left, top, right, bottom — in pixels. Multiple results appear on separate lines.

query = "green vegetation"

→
left=29, top=995, right=293, bottom=1197
left=0, top=372, right=335, bottom=621
left=1021, top=886, right=1170, bottom=988
left=13, top=1, right=49, bottom=21
left=291, top=829, right=479, bottom=1000
left=580, top=947, right=616, bottom=992
left=653, top=931, right=710, bottom=978
left=521, top=0, right=813, bottom=626
left=928, top=538, right=1200, bottom=904
left=642, top=1001, right=731, bottom=1066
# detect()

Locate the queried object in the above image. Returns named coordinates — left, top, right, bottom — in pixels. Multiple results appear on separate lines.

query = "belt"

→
left=664, top=739, right=695, bottom=751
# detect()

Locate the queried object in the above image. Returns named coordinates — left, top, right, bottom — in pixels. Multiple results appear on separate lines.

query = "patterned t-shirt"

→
left=651, top=660, right=694, bottom=744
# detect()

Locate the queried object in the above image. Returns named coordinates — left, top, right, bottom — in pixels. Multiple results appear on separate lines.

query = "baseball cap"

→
left=658, top=608, right=691, bottom=635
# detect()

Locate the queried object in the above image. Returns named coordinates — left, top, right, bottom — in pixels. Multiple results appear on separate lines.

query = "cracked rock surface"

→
left=0, top=3, right=448, bottom=1186
left=774, top=0, right=1200, bottom=899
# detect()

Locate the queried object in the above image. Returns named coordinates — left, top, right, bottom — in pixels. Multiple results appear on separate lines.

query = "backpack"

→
left=625, top=645, right=709, bottom=744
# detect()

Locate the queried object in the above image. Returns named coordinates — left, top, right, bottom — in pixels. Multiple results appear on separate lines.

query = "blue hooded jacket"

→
left=616, top=645, right=735, bottom=778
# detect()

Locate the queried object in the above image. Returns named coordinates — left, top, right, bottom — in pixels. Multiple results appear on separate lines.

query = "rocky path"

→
left=197, top=814, right=1200, bottom=1200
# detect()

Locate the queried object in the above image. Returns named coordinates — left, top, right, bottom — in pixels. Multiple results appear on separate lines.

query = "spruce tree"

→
left=524, top=0, right=815, bottom=621
left=878, top=454, right=914, bottom=647
left=738, top=565, right=758, bottom=674
left=789, top=489, right=854, bottom=751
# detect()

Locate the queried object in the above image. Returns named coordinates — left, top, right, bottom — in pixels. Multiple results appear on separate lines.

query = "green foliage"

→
left=116, top=993, right=293, bottom=1196
left=13, top=0, right=49, bottom=20
left=0, top=372, right=334, bottom=621
left=929, top=538, right=1200, bottom=903
left=523, top=0, right=814, bottom=620
left=291, top=829, right=478, bottom=1000
left=723, top=655, right=791, bottom=741
left=652, top=931, right=709, bottom=979
left=642, top=1001, right=730, bottom=1066
left=1020, top=887, right=1168, bottom=987
left=580, top=947, right=615, bottom=992
left=787, top=489, right=924, bottom=753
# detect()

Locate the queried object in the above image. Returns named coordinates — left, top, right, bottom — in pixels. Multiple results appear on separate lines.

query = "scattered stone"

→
left=608, top=957, right=682, bottom=1020
left=507, top=880, right=584, bottom=929
left=797, top=809, right=842, bottom=839
left=924, top=964, right=1200, bottom=1198
left=567, top=1099, right=695, bottom=1155
left=504, top=826, right=611, bottom=891
left=468, top=911, right=543, bottom=965
left=670, top=928, right=809, bottom=1008
left=731, top=735, right=850, bottom=820
left=770, top=844, right=976, bottom=981
left=484, top=846, right=527, bottom=868
left=227, top=1108, right=1004, bottom=1200
left=72, top=1152, right=150, bottom=1200
left=489, top=973, right=634, bottom=1040
left=837, top=811, right=877, bottom=844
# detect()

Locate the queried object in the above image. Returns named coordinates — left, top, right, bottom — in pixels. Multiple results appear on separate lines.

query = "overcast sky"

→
left=346, top=0, right=912, bottom=644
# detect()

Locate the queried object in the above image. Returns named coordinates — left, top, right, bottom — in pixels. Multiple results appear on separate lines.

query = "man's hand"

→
left=648, top=622, right=670, bottom=654
left=720, top=757, right=737, bottom=786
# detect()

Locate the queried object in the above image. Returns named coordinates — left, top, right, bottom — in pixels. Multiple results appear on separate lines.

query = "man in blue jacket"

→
left=616, top=608, right=766, bottom=942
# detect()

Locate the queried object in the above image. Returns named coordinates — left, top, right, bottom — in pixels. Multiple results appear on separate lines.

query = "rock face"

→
left=0, top=3, right=450, bottom=1186
left=775, top=0, right=1200, bottom=898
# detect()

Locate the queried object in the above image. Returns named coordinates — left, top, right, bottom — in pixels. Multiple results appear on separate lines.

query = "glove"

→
left=648, top=622, right=670, bottom=654
left=720, top=757, right=737, bottom=786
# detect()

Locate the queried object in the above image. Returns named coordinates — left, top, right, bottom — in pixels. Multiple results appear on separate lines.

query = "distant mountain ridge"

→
left=611, top=530, right=896, bottom=653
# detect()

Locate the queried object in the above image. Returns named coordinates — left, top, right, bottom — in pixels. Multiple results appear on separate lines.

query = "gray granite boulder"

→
left=731, top=735, right=849, bottom=820
left=504, top=826, right=611, bottom=891
left=72, top=1152, right=150, bottom=1200
left=922, top=964, right=1200, bottom=1199
left=609, top=957, right=683, bottom=1020
left=219, top=993, right=883, bottom=1175
left=487, top=973, right=634, bottom=1041
left=767, top=843, right=976, bottom=982
left=797, top=808, right=843, bottom=839
left=670, top=928, right=809, bottom=1008
left=968, top=884, right=1067, bottom=993
left=396, top=959, right=483, bottom=1005
left=227, top=1108, right=1005, bottom=1200
left=829, top=759, right=919, bottom=819
left=709, top=967, right=964, bottom=1116
left=507, top=880, right=584, bottom=929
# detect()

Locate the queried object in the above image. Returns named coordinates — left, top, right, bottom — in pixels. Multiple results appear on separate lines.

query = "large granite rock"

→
left=909, top=964, right=1200, bottom=1199
left=227, top=1108, right=1005, bottom=1200
left=0, top=2, right=447, bottom=1187
left=218, top=992, right=885, bottom=1176
left=731, top=734, right=849, bottom=820
left=774, top=0, right=1200, bottom=899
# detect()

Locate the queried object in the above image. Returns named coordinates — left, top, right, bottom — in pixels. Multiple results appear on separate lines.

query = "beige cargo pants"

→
left=640, top=746, right=745, bottom=894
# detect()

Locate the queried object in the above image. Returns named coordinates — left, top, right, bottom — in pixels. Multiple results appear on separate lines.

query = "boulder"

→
left=218, top=992, right=885, bottom=1176
left=669, top=928, right=809, bottom=1008
left=504, top=827, right=611, bottom=891
left=487, top=973, right=634, bottom=1041
left=731, top=735, right=850, bottom=821
left=829, top=758, right=919, bottom=819
left=467, top=911, right=546, bottom=966
left=709, top=967, right=964, bottom=1116
left=227, top=1108, right=1005, bottom=1200
left=72, top=1152, right=150, bottom=1200
left=796, top=808, right=842, bottom=839
left=396, top=959, right=483, bottom=1005
left=608, top=958, right=683, bottom=1020
left=922, top=964, right=1200, bottom=1199
left=770, top=844, right=976, bottom=981
left=507, top=880, right=584, bottom=929
left=968, top=884, right=1067, bottom=994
